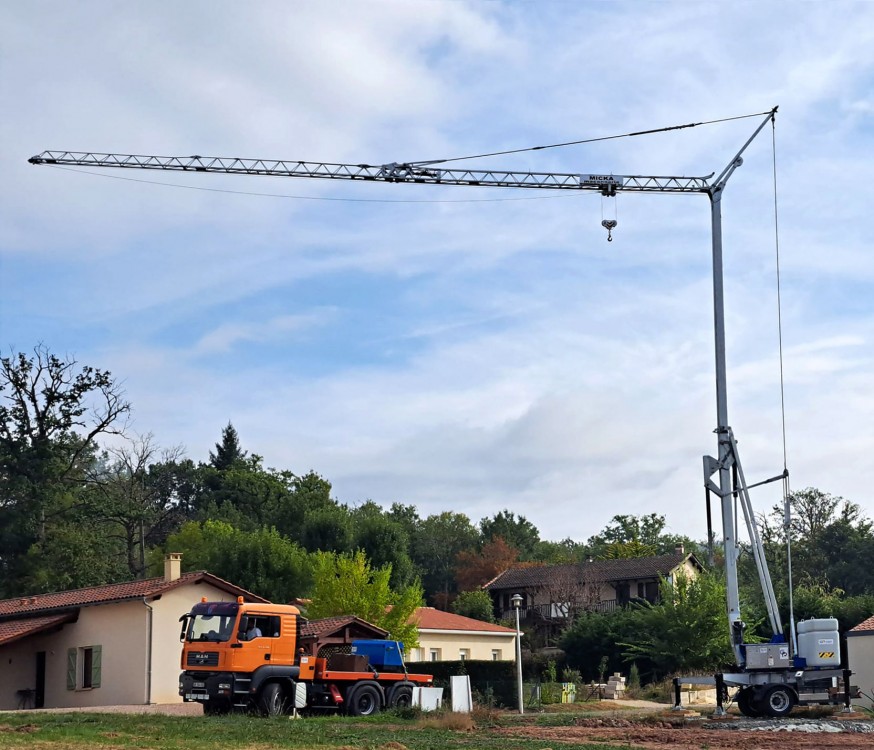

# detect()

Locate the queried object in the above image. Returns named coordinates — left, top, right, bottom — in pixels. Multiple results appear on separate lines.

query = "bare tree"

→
left=86, top=434, right=187, bottom=578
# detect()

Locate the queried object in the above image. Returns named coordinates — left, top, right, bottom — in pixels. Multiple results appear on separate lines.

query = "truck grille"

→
left=187, top=651, right=219, bottom=667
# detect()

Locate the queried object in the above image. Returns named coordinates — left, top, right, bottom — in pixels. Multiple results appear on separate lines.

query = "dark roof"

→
left=0, top=571, right=268, bottom=621
left=0, top=612, right=78, bottom=646
left=484, top=553, right=699, bottom=591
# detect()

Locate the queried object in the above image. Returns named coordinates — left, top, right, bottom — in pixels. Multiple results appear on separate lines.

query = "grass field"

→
left=0, top=708, right=632, bottom=750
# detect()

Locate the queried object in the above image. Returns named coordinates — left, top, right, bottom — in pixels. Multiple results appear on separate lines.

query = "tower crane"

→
left=29, top=106, right=856, bottom=716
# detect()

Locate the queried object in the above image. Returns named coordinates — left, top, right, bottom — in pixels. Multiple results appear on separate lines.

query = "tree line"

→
left=3, top=346, right=873, bottom=673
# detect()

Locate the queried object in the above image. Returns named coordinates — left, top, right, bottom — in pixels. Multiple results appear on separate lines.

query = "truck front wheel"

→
left=260, top=682, right=288, bottom=716
left=346, top=684, right=381, bottom=716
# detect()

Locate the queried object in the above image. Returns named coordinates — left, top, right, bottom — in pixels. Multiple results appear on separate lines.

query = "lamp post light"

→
left=511, top=593, right=524, bottom=715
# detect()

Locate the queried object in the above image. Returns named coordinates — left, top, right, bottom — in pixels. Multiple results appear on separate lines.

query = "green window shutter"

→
left=66, top=648, right=77, bottom=690
left=91, top=645, right=102, bottom=688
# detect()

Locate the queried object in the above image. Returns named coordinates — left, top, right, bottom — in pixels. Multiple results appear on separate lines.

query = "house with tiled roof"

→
left=405, top=607, right=517, bottom=663
left=484, top=549, right=703, bottom=627
left=0, top=554, right=265, bottom=711
left=847, top=613, right=874, bottom=710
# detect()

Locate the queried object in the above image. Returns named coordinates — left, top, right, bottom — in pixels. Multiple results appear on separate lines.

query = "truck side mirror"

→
left=238, top=616, right=249, bottom=640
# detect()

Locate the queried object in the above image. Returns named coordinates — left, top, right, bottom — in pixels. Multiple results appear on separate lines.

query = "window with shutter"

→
left=66, top=648, right=77, bottom=690
left=91, top=645, right=102, bottom=688
left=82, top=648, right=93, bottom=688
left=73, top=646, right=103, bottom=689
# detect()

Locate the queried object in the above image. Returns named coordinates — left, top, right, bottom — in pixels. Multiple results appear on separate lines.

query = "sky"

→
left=3, top=0, right=874, bottom=545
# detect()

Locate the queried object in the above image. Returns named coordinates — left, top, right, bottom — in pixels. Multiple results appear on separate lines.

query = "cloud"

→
left=4, top=0, right=874, bottom=543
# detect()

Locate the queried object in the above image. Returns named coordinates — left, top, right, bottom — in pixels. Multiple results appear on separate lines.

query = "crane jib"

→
left=28, top=151, right=712, bottom=194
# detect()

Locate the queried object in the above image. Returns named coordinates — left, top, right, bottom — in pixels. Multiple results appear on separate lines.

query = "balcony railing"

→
left=499, top=599, right=619, bottom=622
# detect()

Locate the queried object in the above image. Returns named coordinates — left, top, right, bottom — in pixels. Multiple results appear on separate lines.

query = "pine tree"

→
left=208, top=422, right=246, bottom=470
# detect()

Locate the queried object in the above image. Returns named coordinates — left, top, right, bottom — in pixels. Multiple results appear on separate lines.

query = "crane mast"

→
left=28, top=108, right=788, bottom=667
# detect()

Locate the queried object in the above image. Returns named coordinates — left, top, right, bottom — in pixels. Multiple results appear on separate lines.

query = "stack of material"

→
left=603, top=673, right=626, bottom=699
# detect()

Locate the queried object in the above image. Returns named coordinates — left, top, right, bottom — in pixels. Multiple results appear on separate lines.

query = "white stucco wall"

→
left=408, top=630, right=517, bottom=662
left=0, top=580, right=244, bottom=710
left=149, top=582, right=241, bottom=703
left=847, top=632, right=873, bottom=710
left=0, top=600, right=148, bottom=710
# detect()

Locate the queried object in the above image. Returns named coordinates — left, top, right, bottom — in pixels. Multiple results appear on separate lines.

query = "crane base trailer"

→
left=679, top=619, right=857, bottom=717
left=178, top=598, right=434, bottom=716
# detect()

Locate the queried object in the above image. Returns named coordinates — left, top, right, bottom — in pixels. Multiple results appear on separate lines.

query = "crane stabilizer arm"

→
left=28, top=151, right=713, bottom=195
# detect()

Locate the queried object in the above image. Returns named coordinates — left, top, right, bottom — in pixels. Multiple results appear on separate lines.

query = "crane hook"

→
left=601, top=219, right=617, bottom=242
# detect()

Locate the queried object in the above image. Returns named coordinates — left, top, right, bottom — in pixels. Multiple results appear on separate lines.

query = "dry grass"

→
left=414, top=711, right=476, bottom=731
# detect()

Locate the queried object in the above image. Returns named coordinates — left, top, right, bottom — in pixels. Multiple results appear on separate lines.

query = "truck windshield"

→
left=185, top=603, right=240, bottom=643
left=187, top=613, right=237, bottom=642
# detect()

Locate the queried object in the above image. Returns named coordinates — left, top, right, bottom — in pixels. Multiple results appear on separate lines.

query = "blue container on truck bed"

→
left=351, top=639, right=405, bottom=669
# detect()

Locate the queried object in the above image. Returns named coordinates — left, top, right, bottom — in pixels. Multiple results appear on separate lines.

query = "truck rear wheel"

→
left=260, top=682, right=288, bottom=716
left=761, top=685, right=794, bottom=718
left=387, top=683, right=414, bottom=709
left=346, top=683, right=382, bottom=716
left=736, top=687, right=763, bottom=718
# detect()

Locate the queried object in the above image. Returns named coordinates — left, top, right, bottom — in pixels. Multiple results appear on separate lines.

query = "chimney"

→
left=164, top=552, right=182, bottom=582
left=675, top=544, right=685, bottom=555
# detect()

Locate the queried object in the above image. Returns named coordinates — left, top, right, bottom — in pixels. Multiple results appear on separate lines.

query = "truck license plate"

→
left=185, top=694, right=207, bottom=701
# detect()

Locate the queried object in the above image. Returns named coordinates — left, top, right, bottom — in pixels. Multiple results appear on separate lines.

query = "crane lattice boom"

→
left=28, top=151, right=712, bottom=195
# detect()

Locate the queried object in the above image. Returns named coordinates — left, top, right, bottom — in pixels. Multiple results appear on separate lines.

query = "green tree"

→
left=479, top=510, right=541, bottom=560
left=560, top=607, right=642, bottom=682
left=532, top=537, right=585, bottom=564
left=0, top=346, right=131, bottom=596
left=602, top=539, right=658, bottom=559
left=158, top=520, right=312, bottom=602
left=620, top=572, right=736, bottom=678
left=451, top=590, right=496, bottom=623
left=586, top=513, right=694, bottom=559
left=352, top=502, right=415, bottom=588
left=307, top=550, right=423, bottom=648
left=411, top=511, right=478, bottom=604
left=208, top=422, right=247, bottom=470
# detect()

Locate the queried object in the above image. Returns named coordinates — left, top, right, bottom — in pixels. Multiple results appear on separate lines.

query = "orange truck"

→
left=178, top=597, right=434, bottom=716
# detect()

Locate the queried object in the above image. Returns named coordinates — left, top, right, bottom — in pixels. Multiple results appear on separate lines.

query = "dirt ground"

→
left=500, top=716, right=874, bottom=750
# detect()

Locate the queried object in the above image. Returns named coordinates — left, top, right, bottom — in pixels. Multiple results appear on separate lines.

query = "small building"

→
left=406, top=607, right=517, bottom=663
left=847, top=614, right=874, bottom=710
left=0, top=554, right=264, bottom=710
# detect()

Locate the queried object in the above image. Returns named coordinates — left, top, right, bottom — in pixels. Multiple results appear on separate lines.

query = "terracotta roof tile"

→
left=849, top=615, right=874, bottom=632
left=412, top=607, right=515, bottom=633
left=484, top=553, right=697, bottom=591
left=0, top=571, right=267, bottom=619
left=0, top=613, right=77, bottom=646
left=300, top=616, right=388, bottom=639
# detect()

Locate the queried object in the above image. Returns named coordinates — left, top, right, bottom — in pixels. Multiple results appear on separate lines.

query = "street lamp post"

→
left=511, top=593, right=524, bottom=715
